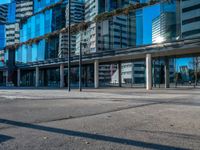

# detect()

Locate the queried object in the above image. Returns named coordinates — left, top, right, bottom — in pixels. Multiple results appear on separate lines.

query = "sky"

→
left=143, top=4, right=160, bottom=45
left=0, top=0, right=10, bottom=5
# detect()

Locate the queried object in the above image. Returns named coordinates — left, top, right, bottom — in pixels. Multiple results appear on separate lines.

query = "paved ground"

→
left=0, top=87, right=200, bottom=150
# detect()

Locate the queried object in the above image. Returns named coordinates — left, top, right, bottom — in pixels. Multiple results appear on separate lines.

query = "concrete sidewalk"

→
left=0, top=88, right=200, bottom=150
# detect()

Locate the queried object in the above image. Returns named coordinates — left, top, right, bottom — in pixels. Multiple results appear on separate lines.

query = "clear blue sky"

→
left=0, top=0, right=10, bottom=4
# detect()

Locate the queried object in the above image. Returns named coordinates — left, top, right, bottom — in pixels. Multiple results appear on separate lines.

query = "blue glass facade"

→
left=99, top=0, right=144, bottom=13
left=20, top=9, right=54, bottom=42
left=0, top=0, right=16, bottom=48
left=14, top=0, right=180, bottom=64
left=136, top=9, right=143, bottom=46
left=1, top=0, right=200, bottom=88
left=97, top=0, right=178, bottom=50
left=0, top=1, right=16, bottom=71
left=7, top=0, right=16, bottom=23
left=34, top=0, right=60, bottom=13
left=0, top=4, right=7, bottom=49
left=16, top=1, right=65, bottom=64
left=0, top=25, right=6, bottom=49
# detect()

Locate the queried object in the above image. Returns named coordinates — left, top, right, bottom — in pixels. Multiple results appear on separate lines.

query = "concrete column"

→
left=35, top=67, right=39, bottom=88
left=17, top=69, right=21, bottom=87
left=146, top=54, right=152, bottom=90
left=165, top=57, right=170, bottom=88
left=94, top=60, right=99, bottom=88
left=118, top=62, right=122, bottom=87
left=60, top=64, right=64, bottom=88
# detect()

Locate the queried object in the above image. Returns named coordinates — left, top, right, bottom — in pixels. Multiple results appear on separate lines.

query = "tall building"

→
left=5, top=0, right=34, bottom=50
left=15, top=0, right=65, bottom=64
left=0, top=3, right=7, bottom=77
left=1, top=0, right=199, bottom=87
left=179, top=0, right=200, bottom=82
left=180, top=0, right=200, bottom=39
left=5, top=0, right=17, bottom=46
left=0, top=4, right=8, bottom=49
left=11, top=0, right=66, bottom=86
left=16, top=0, right=33, bottom=22
left=119, top=1, right=177, bottom=85
left=84, top=0, right=98, bottom=53
left=5, top=23, right=20, bottom=46
left=97, top=13, right=136, bottom=51
left=151, top=11, right=176, bottom=84
left=0, top=4, right=8, bottom=24
left=95, top=0, right=137, bottom=84
left=59, top=0, right=85, bottom=58
left=152, top=12, right=176, bottom=43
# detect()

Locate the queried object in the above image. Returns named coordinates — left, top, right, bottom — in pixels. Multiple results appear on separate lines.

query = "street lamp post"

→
left=68, top=0, right=71, bottom=92
left=79, top=35, right=82, bottom=92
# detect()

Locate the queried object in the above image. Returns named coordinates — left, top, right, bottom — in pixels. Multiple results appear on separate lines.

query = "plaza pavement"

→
left=0, top=87, right=200, bottom=150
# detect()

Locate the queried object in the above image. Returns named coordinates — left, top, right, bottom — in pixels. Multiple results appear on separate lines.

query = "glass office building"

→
left=15, top=1, right=65, bottom=64
left=0, top=25, right=6, bottom=50
left=1, top=0, right=200, bottom=87
left=7, top=0, right=16, bottom=23
left=0, top=4, right=8, bottom=50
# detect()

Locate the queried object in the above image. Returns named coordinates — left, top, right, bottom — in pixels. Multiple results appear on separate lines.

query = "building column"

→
left=118, top=61, right=122, bottom=87
left=165, top=57, right=170, bottom=88
left=35, top=67, right=39, bottom=88
left=60, top=64, right=64, bottom=88
left=94, top=60, right=99, bottom=89
left=17, top=69, right=21, bottom=87
left=146, top=54, right=152, bottom=90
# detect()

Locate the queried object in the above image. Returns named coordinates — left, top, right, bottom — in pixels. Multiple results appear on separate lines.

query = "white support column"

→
left=94, top=60, right=99, bottom=89
left=60, top=64, right=64, bottom=88
left=146, top=54, right=152, bottom=90
left=165, top=57, right=170, bottom=88
left=35, top=67, right=39, bottom=88
left=17, top=69, right=21, bottom=87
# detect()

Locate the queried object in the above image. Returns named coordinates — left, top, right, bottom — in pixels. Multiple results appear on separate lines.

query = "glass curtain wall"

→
left=39, top=68, right=60, bottom=87
left=173, top=57, right=200, bottom=87
left=97, top=0, right=179, bottom=49
left=14, top=0, right=200, bottom=88
left=97, top=0, right=178, bottom=87
left=68, top=65, right=94, bottom=88
left=20, top=70, right=35, bottom=87
left=34, top=0, right=60, bottom=13
left=15, top=5, right=65, bottom=64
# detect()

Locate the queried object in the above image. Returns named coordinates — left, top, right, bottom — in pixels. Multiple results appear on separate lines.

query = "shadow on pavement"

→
left=0, top=118, right=187, bottom=150
left=0, top=134, right=14, bottom=143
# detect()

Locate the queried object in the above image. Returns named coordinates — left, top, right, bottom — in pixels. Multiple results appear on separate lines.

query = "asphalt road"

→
left=0, top=88, right=200, bottom=150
